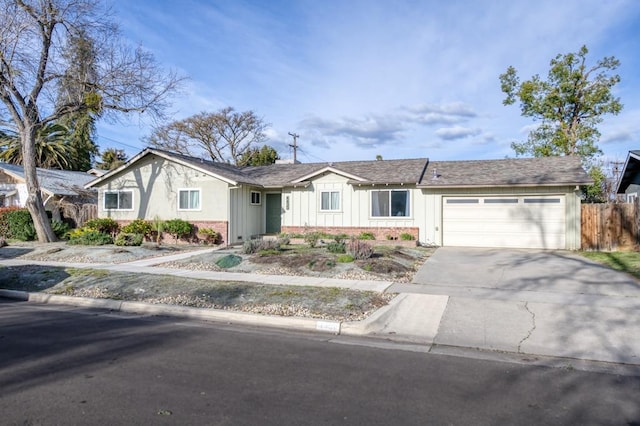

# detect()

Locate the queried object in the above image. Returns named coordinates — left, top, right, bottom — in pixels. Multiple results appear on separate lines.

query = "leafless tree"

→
left=0, top=0, right=183, bottom=242
left=146, top=107, right=268, bottom=165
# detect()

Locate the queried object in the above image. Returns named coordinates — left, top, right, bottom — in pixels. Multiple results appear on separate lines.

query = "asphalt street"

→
left=1, top=298, right=639, bottom=425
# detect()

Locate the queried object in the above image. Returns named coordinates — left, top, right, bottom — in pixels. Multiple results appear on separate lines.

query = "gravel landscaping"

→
left=0, top=241, right=435, bottom=320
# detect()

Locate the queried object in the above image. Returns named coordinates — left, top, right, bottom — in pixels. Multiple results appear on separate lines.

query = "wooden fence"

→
left=581, top=203, right=638, bottom=251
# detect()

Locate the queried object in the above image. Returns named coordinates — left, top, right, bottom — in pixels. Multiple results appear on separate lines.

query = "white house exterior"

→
left=86, top=148, right=592, bottom=249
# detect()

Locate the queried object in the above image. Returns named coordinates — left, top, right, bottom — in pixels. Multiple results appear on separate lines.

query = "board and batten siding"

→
left=95, top=154, right=229, bottom=222
left=281, top=173, right=425, bottom=234
left=228, top=185, right=263, bottom=244
left=421, top=186, right=582, bottom=250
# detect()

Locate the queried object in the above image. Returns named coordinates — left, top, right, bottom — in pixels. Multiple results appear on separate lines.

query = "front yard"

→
left=580, top=251, right=640, bottom=280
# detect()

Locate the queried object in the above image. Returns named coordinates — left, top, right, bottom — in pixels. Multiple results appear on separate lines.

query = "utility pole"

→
left=288, top=132, right=299, bottom=163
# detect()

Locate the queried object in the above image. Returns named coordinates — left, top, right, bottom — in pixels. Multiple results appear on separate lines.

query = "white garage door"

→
left=442, top=196, right=566, bottom=249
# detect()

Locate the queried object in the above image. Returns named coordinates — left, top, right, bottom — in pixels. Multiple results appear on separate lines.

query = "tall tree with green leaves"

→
left=237, top=145, right=280, bottom=166
left=96, top=148, right=127, bottom=170
left=0, top=0, right=182, bottom=242
left=0, top=124, right=72, bottom=169
left=499, top=45, right=622, bottom=202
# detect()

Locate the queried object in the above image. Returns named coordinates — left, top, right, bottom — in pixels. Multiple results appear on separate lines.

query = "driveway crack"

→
left=517, top=302, right=536, bottom=353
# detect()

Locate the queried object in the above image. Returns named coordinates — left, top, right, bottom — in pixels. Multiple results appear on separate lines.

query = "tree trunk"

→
left=21, top=126, right=57, bottom=242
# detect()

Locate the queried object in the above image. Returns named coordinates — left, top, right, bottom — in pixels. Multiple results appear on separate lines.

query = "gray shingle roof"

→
left=89, top=148, right=592, bottom=189
left=418, top=156, right=593, bottom=187
left=0, top=163, right=96, bottom=196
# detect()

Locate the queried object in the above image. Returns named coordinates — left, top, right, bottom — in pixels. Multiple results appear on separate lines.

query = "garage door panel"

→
left=443, top=196, right=566, bottom=249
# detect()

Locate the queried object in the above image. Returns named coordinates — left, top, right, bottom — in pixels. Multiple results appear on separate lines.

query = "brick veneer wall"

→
left=281, top=226, right=419, bottom=241
left=116, top=220, right=228, bottom=246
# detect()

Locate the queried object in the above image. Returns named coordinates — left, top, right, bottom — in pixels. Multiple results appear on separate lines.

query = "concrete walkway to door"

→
left=388, top=247, right=640, bottom=365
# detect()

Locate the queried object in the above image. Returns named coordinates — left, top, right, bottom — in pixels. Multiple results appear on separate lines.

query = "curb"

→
left=0, top=289, right=344, bottom=335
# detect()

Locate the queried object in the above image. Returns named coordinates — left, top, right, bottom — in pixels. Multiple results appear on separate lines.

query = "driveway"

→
left=389, top=247, right=640, bottom=365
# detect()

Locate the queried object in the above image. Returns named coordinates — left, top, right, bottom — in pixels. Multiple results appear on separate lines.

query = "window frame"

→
left=103, top=190, right=134, bottom=211
left=250, top=191, right=262, bottom=206
left=370, top=189, right=410, bottom=218
left=177, top=188, right=201, bottom=211
left=319, top=190, right=341, bottom=212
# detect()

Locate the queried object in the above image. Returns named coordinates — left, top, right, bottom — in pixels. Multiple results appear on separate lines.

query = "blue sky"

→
left=98, top=0, right=640, bottom=165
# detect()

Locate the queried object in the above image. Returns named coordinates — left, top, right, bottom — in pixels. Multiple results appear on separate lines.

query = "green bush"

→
left=121, top=219, right=153, bottom=237
left=85, top=218, right=120, bottom=236
left=4, top=209, right=36, bottom=241
left=164, top=218, right=194, bottom=243
left=114, top=232, right=144, bottom=246
left=347, top=238, right=374, bottom=260
left=357, top=231, right=376, bottom=240
left=400, top=232, right=415, bottom=241
left=67, top=228, right=113, bottom=245
left=198, top=227, right=221, bottom=245
left=216, top=254, right=242, bottom=268
left=51, top=220, right=70, bottom=240
left=0, top=207, right=20, bottom=237
left=242, top=239, right=280, bottom=254
left=304, top=231, right=321, bottom=248
left=334, top=233, right=349, bottom=244
left=336, top=254, right=354, bottom=263
left=326, top=241, right=346, bottom=254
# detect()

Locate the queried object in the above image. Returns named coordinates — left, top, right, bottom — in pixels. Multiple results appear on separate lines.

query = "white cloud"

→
left=435, top=126, right=482, bottom=141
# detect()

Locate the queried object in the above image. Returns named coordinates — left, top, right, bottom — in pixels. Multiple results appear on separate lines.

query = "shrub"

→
left=122, top=219, right=153, bottom=238
left=51, top=220, right=70, bottom=240
left=114, top=232, right=144, bottom=246
left=326, top=241, right=346, bottom=254
left=85, top=218, right=120, bottom=236
left=67, top=228, right=113, bottom=245
left=198, top=227, right=221, bottom=245
left=400, top=232, right=415, bottom=241
left=216, top=254, right=242, bottom=268
left=164, top=219, right=194, bottom=243
left=347, top=238, right=374, bottom=260
left=334, top=233, right=349, bottom=244
left=304, top=231, right=321, bottom=248
left=277, top=234, right=291, bottom=246
left=0, top=206, right=21, bottom=237
left=357, top=231, right=375, bottom=240
left=242, top=238, right=280, bottom=254
left=3, top=209, right=36, bottom=241
left=336, top=254, right=354, bottom=263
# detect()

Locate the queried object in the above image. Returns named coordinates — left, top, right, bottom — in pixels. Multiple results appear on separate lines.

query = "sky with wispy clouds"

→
left=99, top=0, right=640, bottom=165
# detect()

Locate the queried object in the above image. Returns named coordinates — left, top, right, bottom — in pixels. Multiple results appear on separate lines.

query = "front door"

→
left=265, top=193, right=282, bottom=234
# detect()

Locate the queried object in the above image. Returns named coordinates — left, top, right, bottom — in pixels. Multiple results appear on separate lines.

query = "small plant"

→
left=122, top=219, right=154, bottom=238
left=362, top=263, right=373, bottom=272
left=198, top=227, right=221, bottom=245
left=347, top=237, right=374, bottom=260
left=163, top=218, right=194, bottom=243
left=386, top=234, right=397, bottom=240
left=0, top=236, right=6, bottom=247
left=358, top=231, right=375, bottom=240
left=67, top=228, right=113, bottom=245
left=84, top=218, right=120, bottom=237
left=336, top=254, right=354, bottom=263
left=277, top=234, right=291, bottom=246
left=152, top=216, right=165, bottom=244
left=334, top=233, right=349, bottom=244
left=304, top=231, right=321, bottom=248
left=114, top=232, right=144, bottom=246
left=400, top=232, right=415, bottom=241
left=242, top=239, right=262, bottom=254
left=326, top=241, right=346, bottom=254
left=216, top=254, right=242, bottom=268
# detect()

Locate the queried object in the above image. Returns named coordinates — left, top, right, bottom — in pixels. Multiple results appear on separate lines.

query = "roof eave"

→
left=346, top=180, right=416, bottom=186
left=416, top=181, right=593, bottom=189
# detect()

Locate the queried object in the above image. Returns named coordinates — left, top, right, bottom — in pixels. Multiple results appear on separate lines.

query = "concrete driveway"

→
left=389, top=247, right=640, bottom=365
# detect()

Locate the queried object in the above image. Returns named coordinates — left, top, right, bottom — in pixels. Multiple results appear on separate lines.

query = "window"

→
left=371, top=190, right=409, bottom=217
left=523, top=198, right=561, bottom=204
left=484, top=198, right=518, bottom=204
left=178, top=189, right=200, bottom=210
left=251, top=191, right=261, bottom=205
left=320, top=191, right=340, bottom=211
left=446, top=198, right=479, bottom=204
left=104, top=190, right=133, bottom=210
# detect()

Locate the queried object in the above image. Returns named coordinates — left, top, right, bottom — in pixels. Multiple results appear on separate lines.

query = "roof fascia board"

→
left=416, top=182, right=592, bottom=189
left=616, top=151, right=640, bottom=194
left=291, top=166, right=367, bottom=183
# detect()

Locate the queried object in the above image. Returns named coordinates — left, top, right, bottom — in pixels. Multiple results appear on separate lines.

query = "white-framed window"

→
left=178, top=189, right=201, bottom=210
left=627, top=193, right=638, bottom=203
left=320, top=191, right=340, bottom=211
left=250, top=191, right=261, bottom=205
left=371, top=190, right=410, bottom=217
left=104, top=190, right=133, bottom=211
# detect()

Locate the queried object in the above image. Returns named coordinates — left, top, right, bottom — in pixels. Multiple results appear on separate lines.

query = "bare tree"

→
left=147, top=107, right=268, bottom=165
left=0, top=0, right=183, bottom=242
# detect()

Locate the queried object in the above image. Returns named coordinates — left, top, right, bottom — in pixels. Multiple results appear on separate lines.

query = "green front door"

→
left=265, top=193, right=282, bottom=234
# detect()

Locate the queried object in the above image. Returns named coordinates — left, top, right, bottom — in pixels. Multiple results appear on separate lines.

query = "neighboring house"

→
left=86, top=148, right=592, bottom=250
left=616, top=150, right=640, bottom=203
left=0, top=162, right=97, bottom=221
